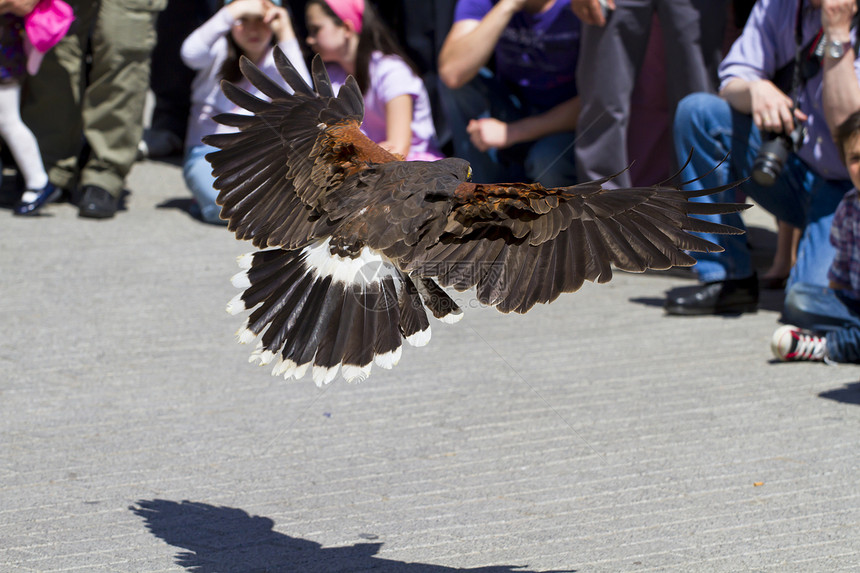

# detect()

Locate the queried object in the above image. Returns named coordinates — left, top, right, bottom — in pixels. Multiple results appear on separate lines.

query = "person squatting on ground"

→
left=304, top=0, right=444, bottom=161
left=663, top=0, right=860, bottom=316
left=437, top=0, right=580, bottom=187
left=20, top=0, right=165, bottom=219
left=181, top=0, right=310, bottom=224
left=772, top=110, right=860, bottom=364
left=0, top=0, right=70, bottom=216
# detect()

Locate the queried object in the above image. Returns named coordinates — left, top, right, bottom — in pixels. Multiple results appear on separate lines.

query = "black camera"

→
left=751, top=124, right=806, bottom=187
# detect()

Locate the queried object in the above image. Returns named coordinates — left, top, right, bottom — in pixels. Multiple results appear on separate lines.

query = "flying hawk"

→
left=204, top=50, right=749, bottom=386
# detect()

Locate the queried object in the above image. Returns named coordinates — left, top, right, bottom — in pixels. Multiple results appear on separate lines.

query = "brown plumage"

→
left=205, top=50, right=750, bottom=385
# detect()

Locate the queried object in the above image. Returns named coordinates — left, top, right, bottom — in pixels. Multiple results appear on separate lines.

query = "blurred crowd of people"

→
left=2, top=0, right=859, bottom=365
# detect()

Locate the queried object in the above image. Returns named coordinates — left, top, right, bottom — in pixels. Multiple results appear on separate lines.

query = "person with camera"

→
left=663, top=0, right=860, bottom=316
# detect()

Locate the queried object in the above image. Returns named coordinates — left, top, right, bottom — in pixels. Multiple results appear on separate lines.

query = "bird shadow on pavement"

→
left=131, top=499, right=575, bottom=573
left=818, top=381, right=860, bottom=406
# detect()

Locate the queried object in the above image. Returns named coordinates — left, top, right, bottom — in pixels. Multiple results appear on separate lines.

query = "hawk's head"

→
left=434, top=157, right=472, bottom=182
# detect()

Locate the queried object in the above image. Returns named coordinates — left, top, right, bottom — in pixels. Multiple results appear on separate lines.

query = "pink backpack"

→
left=24, top=0, right=74, bottom=74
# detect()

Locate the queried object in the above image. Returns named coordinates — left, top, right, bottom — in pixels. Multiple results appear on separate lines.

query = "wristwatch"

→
left=828, top=39, right=847, bottom=59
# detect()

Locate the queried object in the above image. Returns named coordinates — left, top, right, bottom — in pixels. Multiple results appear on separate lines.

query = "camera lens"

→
left=752, top=137, right=790, bottom=186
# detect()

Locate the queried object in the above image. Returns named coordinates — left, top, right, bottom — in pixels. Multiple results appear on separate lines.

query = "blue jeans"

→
left=673, top=92, right=851, bottom=286
left=784, top=282, right=860, bottom=363
left=183, top=143, right=226, bottom=225
left=437, top=69, right=577, bottom=188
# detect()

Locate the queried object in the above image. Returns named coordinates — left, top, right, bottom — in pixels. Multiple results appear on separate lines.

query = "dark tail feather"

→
left=230, top=241, right=432, bottom=385
left=414, top=277, right=463, bottom=324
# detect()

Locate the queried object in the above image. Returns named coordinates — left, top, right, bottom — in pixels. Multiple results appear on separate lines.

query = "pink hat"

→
left=325, top=0, right=364, bottom=34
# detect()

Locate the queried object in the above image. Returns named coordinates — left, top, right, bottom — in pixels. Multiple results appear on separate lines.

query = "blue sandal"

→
left=13, top=182, right=60, bottom=216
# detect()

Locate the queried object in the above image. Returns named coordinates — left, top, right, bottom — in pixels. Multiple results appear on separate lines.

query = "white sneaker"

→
left=771, top=325, right=828, bottom=362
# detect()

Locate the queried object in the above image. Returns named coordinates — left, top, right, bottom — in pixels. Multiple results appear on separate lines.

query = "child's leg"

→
left=782, top=282, right=860, bottom=363
left=0, top=83, right=49, bottom=193
left=823, top=294, right=860, bottom=363
left=183, top=144, right=226, bottom=225
left=827, top=326, right=860, bottom=363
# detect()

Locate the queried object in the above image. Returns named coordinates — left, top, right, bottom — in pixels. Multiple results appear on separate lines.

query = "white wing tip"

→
left=406, top=326, right=431, bottom=347
left=231, top=270, right=251, bottom=289
left=237, top=252, right=254, bottom=270
left=227, top=293, right=246, bottom=315
left=236, top=326, right=256, bottom=344
left=292, top=361, right=311, bottom=380
left=438, top=309, right=463, bottom=324
left=249, top=345, right=276, bottom=366
left=312, top=364, right=340, bottom=387
left=374, top=346, right=402, bottom=369
left=342, top=363, right=372, bottom=383
left=271, top=358, right=312, bottom=380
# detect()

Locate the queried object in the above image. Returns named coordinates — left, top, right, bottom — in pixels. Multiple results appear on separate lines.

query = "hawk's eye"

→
left=466, top=166, right=472, bottom=181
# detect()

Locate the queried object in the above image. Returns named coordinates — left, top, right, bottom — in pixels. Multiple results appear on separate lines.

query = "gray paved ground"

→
left=1, top=158, right=859, bottom=572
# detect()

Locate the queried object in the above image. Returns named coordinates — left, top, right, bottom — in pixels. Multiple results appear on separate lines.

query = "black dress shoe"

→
left=78, top=185, right=118, bottom=219
left=664, top=274, right=759, bottom=316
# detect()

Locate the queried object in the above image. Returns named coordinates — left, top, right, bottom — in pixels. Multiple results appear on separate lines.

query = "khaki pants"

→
left=22, top=0, right=166, bottom=196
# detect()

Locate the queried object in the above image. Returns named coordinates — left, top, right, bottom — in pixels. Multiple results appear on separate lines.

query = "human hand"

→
left=749, top=79, right=807, bottom=134
left=264, top=2, right=295, bottom=42
left=0, top=0, right=40, bottom=16
left=821, top=0, right=857, bottom=41
left=467, top=117, right=510, bottom=151
left=570, top=0, right=615, bottom=27
left=226, top=0, right=267, bottom=21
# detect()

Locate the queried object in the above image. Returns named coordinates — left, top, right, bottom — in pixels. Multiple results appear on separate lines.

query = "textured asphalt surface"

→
left=2, top=157, right=859, bottom=572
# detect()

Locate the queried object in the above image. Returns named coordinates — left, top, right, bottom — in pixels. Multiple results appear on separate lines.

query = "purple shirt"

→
left=454, top=0, right=579, bottom=111
left=719, top=0, right=860, bottom=180
left=327, top=52, right=442, bottom=160
left=829, top=188, right=860, bottom=297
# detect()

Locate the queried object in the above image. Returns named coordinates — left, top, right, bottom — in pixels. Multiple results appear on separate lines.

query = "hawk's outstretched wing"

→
left=206, top=49, right=750, bottom=384
left=204, top=52, right=395, bottom=249
left=399, top=177, right=746, bottom=313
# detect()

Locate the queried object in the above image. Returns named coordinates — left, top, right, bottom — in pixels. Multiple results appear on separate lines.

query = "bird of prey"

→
left=204, top=49, right=749, bottom=386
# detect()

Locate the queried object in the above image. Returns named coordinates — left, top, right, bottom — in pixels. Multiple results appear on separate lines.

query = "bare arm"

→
left=0, top=0, right=39, bottom=16
left=821, top=0, right=860, bottom=134
left=438, top=0, right=527, bottom=89
left=378, top=94, right=414, bottom=158
left=466, top=96, right=580, bottom=151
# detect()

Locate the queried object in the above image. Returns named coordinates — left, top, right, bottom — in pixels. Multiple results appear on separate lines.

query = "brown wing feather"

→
left=400, top=178, right=750, bottom=313
left=204, top=50, right=395, bottom=249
